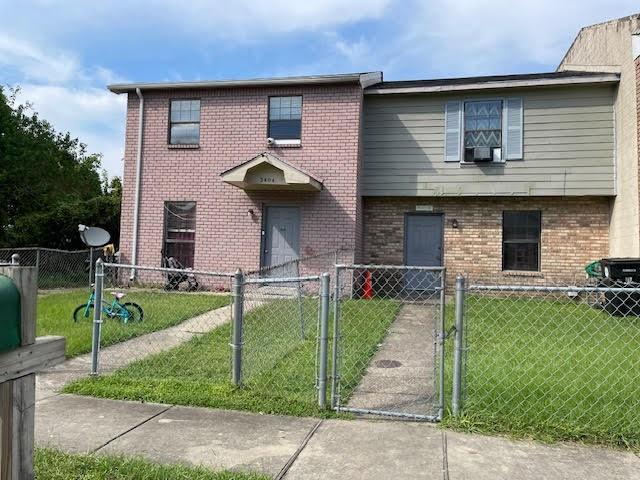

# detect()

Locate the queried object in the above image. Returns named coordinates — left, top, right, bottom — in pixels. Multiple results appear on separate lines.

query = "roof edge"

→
left=108, top=72, right=382, bottom=94
left=558, top=13, right=640, bottom=69
left=364, top=72, right=620, bottom=95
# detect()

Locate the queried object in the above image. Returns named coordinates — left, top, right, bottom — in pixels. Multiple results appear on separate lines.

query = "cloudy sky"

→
left=1, top=0, right=638, bottom=178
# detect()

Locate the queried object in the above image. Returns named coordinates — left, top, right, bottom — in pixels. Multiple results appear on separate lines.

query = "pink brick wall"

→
left=119, top=84, right=363, bottom=273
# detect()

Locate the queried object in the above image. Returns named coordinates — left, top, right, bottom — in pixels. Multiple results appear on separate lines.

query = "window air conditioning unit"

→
left=472, top=146, right=492, bottom=162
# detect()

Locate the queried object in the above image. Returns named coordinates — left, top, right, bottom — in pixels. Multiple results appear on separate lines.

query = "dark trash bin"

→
left=600, top=258, right=640, bottom=317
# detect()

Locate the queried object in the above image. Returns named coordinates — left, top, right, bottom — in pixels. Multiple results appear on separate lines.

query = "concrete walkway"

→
left=347, top=303, right=438, bottom=415
left=35, top=394, right=640, bottom=479
left=36, top=304, right=233, bottom=401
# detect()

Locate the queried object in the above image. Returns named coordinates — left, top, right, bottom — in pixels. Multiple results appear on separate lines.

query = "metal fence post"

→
left=438, top=269, right=446, bottom=420
left=330, top=266, right=341, bottom=409
left=318, top=272, right=330, bottom=408
left=452, top=274, right=465, bottom=416
left=90, top=258, right=104, bottom=375
left=231, top=268, right=244, bottom=386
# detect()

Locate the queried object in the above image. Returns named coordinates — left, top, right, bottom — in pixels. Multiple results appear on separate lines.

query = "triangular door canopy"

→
left=220, top=153, right=322, bottom=191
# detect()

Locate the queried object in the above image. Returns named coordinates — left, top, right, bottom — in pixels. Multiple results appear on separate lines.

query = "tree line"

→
left=0, top=86, right=120, bottom=250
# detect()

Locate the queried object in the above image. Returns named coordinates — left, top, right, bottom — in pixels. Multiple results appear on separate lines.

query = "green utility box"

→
left=0, top=273, right=21, bottom=352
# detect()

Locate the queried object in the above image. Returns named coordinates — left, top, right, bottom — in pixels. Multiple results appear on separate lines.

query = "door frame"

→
left=402, top=212, right=445, bottom=267
left=260, top=205, right=301, bottom=270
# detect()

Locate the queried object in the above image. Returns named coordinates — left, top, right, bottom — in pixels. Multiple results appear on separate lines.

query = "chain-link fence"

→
left=84, top=263, right=234, bottom=378
left=237, top=272, right=327, bottom=410
left=452, top=276, right=640, bottom=448
left=332, top=264, right=446, bottom=421
left=0, top=247, right=101, bottom=290
left=74, top=262, right=331, bottom=414
left=246, top=248, right=353, bottom=280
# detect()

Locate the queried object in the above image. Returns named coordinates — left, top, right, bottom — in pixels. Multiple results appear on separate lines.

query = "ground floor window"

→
left=502, top=210, right=541, bottom=271
left=163, top=201, right=196, bottom=268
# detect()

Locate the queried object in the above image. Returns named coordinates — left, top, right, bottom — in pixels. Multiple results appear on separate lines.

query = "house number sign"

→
left=258, top=176, right=277, bottom=184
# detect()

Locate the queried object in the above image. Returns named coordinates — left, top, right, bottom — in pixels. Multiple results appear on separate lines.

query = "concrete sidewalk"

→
left=35, top=394, right=640, bottom=479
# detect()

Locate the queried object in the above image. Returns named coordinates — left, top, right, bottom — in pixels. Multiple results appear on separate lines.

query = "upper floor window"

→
left=444, top=98, right=522, bottom=163
left=170, top=100, right=200, bottom=145
left=464, top=100, right=502, bottom=162
left=502, top=210, right=541, bottom=272
left=269, top=96, right=302, bottom=140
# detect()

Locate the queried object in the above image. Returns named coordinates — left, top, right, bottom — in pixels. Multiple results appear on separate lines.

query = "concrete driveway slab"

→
left=100, top=404, right=318, bottom=477
left=35, top=394, right=167, bottom=453
left=446, top=430, right=640, bottom=480
left=284, top=419, right=444, bottom=479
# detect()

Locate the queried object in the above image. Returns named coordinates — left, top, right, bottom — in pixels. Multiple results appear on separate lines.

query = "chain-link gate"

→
left=332, top=264, right=446, bottom=421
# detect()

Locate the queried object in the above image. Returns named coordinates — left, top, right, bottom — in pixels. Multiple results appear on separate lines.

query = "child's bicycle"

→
left=73, top=284, right=144, bottom=324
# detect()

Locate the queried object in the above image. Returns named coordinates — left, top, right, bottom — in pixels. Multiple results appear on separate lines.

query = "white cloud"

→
left=0, top=34, right=81, bottom=84
left=1, top=32, right=127, bottom=177
left=377, top=0, right=640, bottom=78
left=0, top=0, right=391, bottom=43
left=14, top=84, right=127, bottom=177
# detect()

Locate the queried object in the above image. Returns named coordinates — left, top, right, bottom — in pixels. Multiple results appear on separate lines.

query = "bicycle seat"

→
left=110, top=292, right=126, bottom=300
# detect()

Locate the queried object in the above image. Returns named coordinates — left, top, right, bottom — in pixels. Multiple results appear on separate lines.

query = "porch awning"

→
left=220, top=153, right=323, bottom=191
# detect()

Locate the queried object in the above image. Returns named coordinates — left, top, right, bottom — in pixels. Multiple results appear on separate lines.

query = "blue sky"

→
left=1, top=0, right=638, bottom=178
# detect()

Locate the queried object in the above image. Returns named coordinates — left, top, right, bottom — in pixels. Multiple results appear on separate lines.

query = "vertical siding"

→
left=362, top=85, right=616, bottom=196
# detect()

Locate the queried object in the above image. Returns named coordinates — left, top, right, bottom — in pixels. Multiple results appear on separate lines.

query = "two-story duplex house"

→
left=109, top=14, right=640, bottom=284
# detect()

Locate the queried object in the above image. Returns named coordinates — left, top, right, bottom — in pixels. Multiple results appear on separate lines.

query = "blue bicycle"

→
left=73, top=285, right=144, bottom=324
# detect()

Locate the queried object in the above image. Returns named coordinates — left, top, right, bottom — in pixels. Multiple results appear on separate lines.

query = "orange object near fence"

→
left=363, top=270, right=373, bottom=299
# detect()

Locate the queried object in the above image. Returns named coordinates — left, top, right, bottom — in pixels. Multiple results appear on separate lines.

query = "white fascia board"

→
left=364, top=74, right=620, bottom=95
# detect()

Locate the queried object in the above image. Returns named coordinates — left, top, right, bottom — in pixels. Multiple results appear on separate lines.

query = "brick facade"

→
left=119, top=84, right=363, bottom=273
left=362, top=197, right=610, bottom=283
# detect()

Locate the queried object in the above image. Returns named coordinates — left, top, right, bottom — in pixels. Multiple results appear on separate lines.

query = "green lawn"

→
left=37, top=289, right=230, bottom=357
left=442, top=295, right=640, bottom=450
left=35, top=448, right=268, bottom=480
left=64, top=298, right=400, bottom=417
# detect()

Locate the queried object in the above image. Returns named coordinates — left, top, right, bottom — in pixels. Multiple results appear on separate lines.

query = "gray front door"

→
left=404, top=214, right=443, bottom=290
left=263, top=206, right=300, bottom=275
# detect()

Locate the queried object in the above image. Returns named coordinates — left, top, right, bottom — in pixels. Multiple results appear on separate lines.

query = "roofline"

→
left=364, top=72, right=619, bottom=95
left=108, top=72, right=382, bottom=94
left=558, top=14, right=640, bottom=69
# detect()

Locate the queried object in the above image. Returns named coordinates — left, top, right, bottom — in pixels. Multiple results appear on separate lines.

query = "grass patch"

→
left=64, top=298, right=400, bottom=417
left=37, top=289, right=230, bottom=357
left=442, top=295, right=640, bottom=450
left=35, top=448, right=269, bottom=479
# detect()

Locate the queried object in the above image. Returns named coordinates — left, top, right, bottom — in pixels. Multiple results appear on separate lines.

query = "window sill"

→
left=168, top=144, right=200, bottom=150
left=459, top=161, right=505, bottom=167
left=269, top=139, right=302, bottom=148
left=502, top=270, right=544, bottom=278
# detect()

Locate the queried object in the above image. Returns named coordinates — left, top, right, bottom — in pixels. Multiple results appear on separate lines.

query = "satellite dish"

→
left=78, top=224, right=111, bottom=247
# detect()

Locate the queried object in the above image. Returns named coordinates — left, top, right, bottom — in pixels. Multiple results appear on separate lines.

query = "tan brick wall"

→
left=362, top=197, right=610, bottom=283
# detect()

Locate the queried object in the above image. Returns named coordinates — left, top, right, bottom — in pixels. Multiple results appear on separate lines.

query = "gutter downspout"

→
left=130, top=87, right=144, bottom=280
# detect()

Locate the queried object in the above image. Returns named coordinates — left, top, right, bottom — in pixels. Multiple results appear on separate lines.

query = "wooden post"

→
left=0, top=266, right=64, bottom=480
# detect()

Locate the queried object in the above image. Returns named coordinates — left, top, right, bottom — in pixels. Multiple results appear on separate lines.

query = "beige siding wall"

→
left=362, top=84, right=616, bottom=197
left=559, top=15, right=640, bottom=257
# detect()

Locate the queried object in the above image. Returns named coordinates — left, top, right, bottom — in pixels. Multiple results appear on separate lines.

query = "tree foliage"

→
left=0, top=86, right=121, bottom=249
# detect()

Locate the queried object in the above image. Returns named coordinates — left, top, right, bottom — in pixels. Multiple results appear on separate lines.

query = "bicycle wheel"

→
left=73, top=303, right=93, bottom=322
left=122, top=302, right=144, bottom=323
